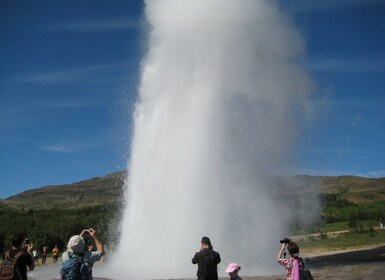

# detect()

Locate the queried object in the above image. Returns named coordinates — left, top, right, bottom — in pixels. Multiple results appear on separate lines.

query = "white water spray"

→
left=111, top=0, right=314, bottom=278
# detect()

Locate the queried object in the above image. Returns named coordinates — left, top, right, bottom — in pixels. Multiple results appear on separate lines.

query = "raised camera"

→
left=279, top=237, right=291, bottom=244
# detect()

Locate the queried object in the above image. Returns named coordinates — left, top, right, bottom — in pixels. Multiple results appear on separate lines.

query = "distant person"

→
left=277, top=240, right=313, bottom=280
left=225, top=263, right=242, bottom=280
left=32, top=250, right=39, bottom=266
left=52, top=245, right=60, bottom=263
left=41, top=246, right=47, bottom=265
left=192, top=236, right=221, bottom=280
left=61, top=228, right=104, bottom=280
left=0, top=233, right=35, bottom=280
left=379, top=218, right=384, bottom=229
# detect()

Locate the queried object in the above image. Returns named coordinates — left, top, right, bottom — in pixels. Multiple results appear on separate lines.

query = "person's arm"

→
left=89, top=228, right=104, bottom=256
left=26, top=243, right=35, bottom=270
left=192, top=252, right=199, bottom=264
left=215, top=251, right=221, bottom=264
left=277, top=243, right=286, bottom=261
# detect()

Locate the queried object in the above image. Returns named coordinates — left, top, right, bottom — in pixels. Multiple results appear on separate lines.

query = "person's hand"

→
left=88, top=228, right=96, bottom=238
left=27, top=243, right=33, bottom=254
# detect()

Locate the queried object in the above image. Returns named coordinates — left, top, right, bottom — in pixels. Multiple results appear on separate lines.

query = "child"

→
left=225, top=263, right=242, bottom=280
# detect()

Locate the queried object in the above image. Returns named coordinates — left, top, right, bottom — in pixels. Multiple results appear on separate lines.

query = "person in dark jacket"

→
left=1, top=233, right=35, bottom=280
left=192, top=236, right=221, bottom=280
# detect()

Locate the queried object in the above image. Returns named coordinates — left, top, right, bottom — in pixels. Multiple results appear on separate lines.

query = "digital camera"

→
left=279, top=237, right=291, bottom=244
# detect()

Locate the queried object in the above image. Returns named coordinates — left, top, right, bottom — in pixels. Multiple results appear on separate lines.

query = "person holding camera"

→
left=61, top=228, right=104, bottom=279
left=192, top=236, right=221, bottom=280
left=276, top=239, right=304, bottom=280
left=0, top=233, right=35, bottom=280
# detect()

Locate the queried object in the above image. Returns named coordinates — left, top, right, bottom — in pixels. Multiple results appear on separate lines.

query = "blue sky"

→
left=1, top=0, right=384, bottom=199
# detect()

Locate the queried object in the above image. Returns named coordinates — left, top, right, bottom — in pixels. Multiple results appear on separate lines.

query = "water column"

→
left=111, top=0, right=313, bottom=279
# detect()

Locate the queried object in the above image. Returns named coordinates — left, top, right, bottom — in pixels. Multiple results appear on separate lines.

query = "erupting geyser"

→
left=110, top=0, right=315, bottom=278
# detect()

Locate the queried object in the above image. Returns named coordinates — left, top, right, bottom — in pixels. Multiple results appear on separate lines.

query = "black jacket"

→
left=192, top=247, right=221, bottom=280
left=2, top=248, right=34, bottom=280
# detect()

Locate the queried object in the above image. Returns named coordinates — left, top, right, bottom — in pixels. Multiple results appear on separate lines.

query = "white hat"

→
left=67, top=235, right=85, bottom=253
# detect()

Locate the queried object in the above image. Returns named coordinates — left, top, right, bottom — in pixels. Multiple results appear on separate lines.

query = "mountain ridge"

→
left=1, top=171, right=384, bottom=209
left=1, top=171, right=127, bottom=209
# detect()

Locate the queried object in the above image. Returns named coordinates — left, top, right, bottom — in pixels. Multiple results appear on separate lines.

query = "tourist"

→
left=0, top=233, right=35, bottom=280
left=192, top=236, right=221, bottom=280
left=61, top=228, right=104, bottom=280
left=32, top=249, right=39, bottom=266
left=42, top=246, right=47, bottom=265
left=52, top=245, right=60, bottom=263
left=379, top=218, right=383, bottom=229
left=277, top=241, right=304, bottom=280
left=225, top=263, right=242, bottom=280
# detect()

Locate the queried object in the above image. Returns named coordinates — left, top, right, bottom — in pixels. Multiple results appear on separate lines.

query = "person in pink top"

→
left=276, top=241, right=304, bottom=280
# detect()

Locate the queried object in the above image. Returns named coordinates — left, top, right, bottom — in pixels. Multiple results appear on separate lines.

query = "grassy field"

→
left=298, top=228, right=385, bottom=251
left=321, top=220, right=379, bottom=232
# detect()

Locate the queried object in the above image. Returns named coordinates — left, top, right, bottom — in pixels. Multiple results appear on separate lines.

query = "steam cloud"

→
left=110, top=0, right=317, bottom=278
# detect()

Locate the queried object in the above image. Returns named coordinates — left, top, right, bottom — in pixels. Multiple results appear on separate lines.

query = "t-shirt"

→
left=52, top=248, right=59, bottom=256
left=277, top=257, right=304, bottom=280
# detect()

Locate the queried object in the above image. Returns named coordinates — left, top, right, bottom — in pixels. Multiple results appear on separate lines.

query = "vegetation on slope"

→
left=0, top=172, right=384, bottom=254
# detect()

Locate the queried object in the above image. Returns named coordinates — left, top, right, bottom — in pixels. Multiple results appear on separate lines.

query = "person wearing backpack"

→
left=277, top=240, right=313, bottom=280
left=0, top=232, right=35, bottom=280
left=192, top=236, right=221, bottom=280
left=61, top=228, right=104, bottom=280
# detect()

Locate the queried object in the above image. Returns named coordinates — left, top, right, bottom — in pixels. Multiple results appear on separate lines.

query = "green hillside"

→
left=2, top=172, right=384, bottom=210
left=1, top=171, right=126, bottom=209
left=1, top=172, right=384, bottom=255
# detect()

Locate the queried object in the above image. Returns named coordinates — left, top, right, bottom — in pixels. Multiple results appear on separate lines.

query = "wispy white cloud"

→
left=296, top=168, right=385, bottom=178
left=331, top=97, right=385, bottom=111
left=357, top=170, right=385, bottom=178
left=0, top=101, right=97, bottom=130
left=48, top=17, right=139, bottom=32
left=286, top=0, right=383, bottom=13
left=307, top=57, right=385, bottom=73
left=38, top=102, right=89, bottom=108
left=40, top=141, right=99, bottom=153
left=22, top=63, right=127, bottom=84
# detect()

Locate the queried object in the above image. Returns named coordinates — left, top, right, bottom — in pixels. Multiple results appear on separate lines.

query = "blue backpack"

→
left=60, top=253, right=91, bottom=280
